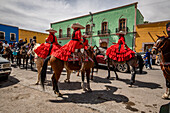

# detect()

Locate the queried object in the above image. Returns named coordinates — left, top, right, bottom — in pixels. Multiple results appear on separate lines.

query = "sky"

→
left=0, top=0, right=170, bottom=33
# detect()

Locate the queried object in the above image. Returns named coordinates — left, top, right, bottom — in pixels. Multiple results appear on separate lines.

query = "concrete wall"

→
left=19, top=29, right=49, bottom=44
left=135, top=20, right=170, bottom=52
left=0, top=23, right=19, bottom=44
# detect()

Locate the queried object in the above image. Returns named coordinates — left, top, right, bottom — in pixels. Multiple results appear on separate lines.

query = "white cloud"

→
left=0, top=0, right=170, bottom=33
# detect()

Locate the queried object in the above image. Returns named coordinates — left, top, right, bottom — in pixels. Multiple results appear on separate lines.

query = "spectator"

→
left=145, top=49, right=152, bottom=69
left=17, top=38, right=27, bottom=49
left=3, top=41, right=9, bottom=48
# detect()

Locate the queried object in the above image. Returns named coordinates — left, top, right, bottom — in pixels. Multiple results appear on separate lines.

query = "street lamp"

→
left=89, top=12, right=93, bottom=46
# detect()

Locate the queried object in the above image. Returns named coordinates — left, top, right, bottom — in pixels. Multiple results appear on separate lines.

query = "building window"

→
left=86, top=24, right=91, bottom=35
left=101, top=22, right=108, bottom=34
left=0, top=31, right=5, bottom=40
left=10, top=33, right=16, bottom=41
left=67, top=28, right=71, bottom=37
left=59, top=29, right=62, bottom=38
left=119, top=18, right=126, bottom=32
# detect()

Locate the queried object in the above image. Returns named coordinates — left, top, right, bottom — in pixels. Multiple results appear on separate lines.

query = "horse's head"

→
left=86, top=46, right=95, bottom=59
left=152, top=35, right=168, bottom=53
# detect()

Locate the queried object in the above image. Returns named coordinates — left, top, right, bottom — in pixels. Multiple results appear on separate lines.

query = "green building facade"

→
left=51, top=2, right=144, bottom=50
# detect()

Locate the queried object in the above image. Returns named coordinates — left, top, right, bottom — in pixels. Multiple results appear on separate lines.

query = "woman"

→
left=34, top=28, right=61, bottom=59
left=52, top=23, right=85, bottom=61
left=106, top=31, right=135, bottom=62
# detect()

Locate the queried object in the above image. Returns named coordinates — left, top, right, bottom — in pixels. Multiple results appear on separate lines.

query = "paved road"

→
left=0, top=64, right=169, bottom=113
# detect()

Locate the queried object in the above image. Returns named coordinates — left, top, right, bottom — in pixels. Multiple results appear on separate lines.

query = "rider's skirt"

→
left=52, top=40, right=83, bottom=61
left=34, top=43, right=61, bottom=59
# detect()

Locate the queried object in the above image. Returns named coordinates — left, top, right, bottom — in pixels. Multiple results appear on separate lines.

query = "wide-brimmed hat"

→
left=71, top=23, right=85, bottom=29
left=46, top=28, right=57, bottom=33
left=116, top=31, right=126, bottom=35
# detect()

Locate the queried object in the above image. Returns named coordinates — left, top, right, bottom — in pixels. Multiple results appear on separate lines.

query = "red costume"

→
left=52, top=28, right=83, bottom=61
left=82, top=38, right=88, bottom=50
left=34, top=32, right=61, bottom=59
left=106, top=34, right=135, bottom=62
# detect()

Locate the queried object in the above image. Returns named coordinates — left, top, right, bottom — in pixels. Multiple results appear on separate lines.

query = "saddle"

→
left=68, top=49, right=89, bottom=65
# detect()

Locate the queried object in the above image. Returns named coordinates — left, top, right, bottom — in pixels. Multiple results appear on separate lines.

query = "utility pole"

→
left=89, top=12, right=93, bottom=46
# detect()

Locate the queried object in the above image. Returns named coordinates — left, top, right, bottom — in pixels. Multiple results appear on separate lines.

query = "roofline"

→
left=51, top=2, right=138, bottom=25
left=19, top=28, right=48, bottom=34
left=137, top=20, right=170, bottom=26
left=0, top=23, right=19, bottom=28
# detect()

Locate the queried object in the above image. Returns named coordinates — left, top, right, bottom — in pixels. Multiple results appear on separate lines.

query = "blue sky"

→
left=0, top=0, right=170, bottom=33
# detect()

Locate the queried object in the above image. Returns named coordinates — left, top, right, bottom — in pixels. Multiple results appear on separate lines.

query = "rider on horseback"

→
left=106, top=31, right=135, bottom=62
left=52, top=23, right=85, bottom=63
left=34, top=28, right=61, bottom=59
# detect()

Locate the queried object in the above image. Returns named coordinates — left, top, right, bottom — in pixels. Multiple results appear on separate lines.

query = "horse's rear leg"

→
left=129, top=66, right=136, bottom=87
left=107, top=57, right=111, bottom=79
left=162, top=80, right=170, bottom=99
left=50, top=56, right=64, bottom=97
left=113, top=64, right=119, bottom=80
left=91, top=67, right=94, bottom=80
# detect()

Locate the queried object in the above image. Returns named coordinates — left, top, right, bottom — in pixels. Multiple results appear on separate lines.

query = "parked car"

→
left=95, top=48, right=144, bottom=73
left=0, top=56, right=12, bottom=80
left=95, top=47, right=130, bottom=72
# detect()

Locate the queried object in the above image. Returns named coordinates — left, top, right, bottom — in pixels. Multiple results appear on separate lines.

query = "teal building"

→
left=51, top=2, right=144, bottom=50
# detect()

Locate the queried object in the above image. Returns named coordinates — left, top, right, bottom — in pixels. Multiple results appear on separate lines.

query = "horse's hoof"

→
left=128, top=85, right=133, bottom=87
left=56, top=92, right=63, bottom=97
left=106, top=76, right=110, bottom=79
left=87, top=88, right=92, bottom=92
left=116, top=77, right=119, bottom=80
left=162, top=93, right=169, bottom=99
left=35, top=82, right=39, bottom=85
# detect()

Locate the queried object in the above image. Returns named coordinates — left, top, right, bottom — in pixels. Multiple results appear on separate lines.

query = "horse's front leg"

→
left=86, top=68, right=92, bottom=92
left=113, top=63, right=119, bottom=80
left=107, top=57, right=111, bottom=79
left=162, top=80, right=170, bottom=99
left=129, top=66, right=136, bottom=87
left=64, top=69, right=71, bottom=83
left=81, top=71, right=86, bottom=91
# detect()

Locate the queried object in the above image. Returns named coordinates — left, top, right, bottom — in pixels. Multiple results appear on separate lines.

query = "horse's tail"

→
left=41, top=56, right=51, bottom=90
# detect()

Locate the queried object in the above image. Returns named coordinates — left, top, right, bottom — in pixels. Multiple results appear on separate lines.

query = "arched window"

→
left=101, top=22, right=108, bottom=34
left=59, top=29, right=62, bottom=38
left=119, top=18, right=126, bottom=32
left=67, top=28, right=71, bottom=37
left=86, top=24, right=91, bottom=35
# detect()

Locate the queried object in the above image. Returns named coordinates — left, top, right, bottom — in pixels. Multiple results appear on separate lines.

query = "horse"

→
left=107, top=53, right=142, bottom=87
left=64, top=46, right=98, bottom=83
left=152, top=35, right=170, bottom=99
left=41, top=47, right=95, bottom=97
left=2, top=47, right=12, bottom=61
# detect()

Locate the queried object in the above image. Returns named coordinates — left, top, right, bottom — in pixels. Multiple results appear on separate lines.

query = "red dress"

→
left=82, top=38, right=88, bottom=50
left=52, top=28, right=83, bottom=61
left=34, top=32, right=61, bottom=59
left=106, top=35, right=135, bottom=62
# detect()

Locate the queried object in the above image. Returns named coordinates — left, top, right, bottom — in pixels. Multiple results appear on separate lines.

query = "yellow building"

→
left=19, top=29, right=49, bottom=44
left=135, top=20, right=170, bottom=52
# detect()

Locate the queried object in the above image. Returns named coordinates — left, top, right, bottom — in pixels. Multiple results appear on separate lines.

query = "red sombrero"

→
left=116, top=31, right=126, bottom=35
left=71, top=23, right=85, bottom=29
left=46, top=28, right=57, bottom=33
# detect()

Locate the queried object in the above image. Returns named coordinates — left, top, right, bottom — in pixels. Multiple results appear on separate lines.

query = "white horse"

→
left=28, top=43, right=46, bottom=85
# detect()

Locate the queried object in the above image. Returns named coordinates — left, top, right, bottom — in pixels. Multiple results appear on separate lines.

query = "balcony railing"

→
left=57, top=34, right=71, bottom=38
left=116, top=27, right=128, bottom=33
left=98, top=29, right=111, bottom=36
left=83, top=31, right=92, bottom=35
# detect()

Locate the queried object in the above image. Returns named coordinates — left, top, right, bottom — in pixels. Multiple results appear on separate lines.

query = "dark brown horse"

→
left=41, top=47, right=94, bottom=97
left=152, top=36, right=170, bottom=99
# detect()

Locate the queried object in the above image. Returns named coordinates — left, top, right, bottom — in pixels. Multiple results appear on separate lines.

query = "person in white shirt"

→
left=3, top=41, right=9, bottom=48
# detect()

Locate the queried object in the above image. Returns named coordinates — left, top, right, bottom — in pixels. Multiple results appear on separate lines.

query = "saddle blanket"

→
left=68, top=56, right=89, bottom=62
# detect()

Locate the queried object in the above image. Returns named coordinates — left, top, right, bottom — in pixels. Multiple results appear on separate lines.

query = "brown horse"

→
left=41, top=47, right=94, bottom=97
left=152, top=36, right=170, bottom=99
